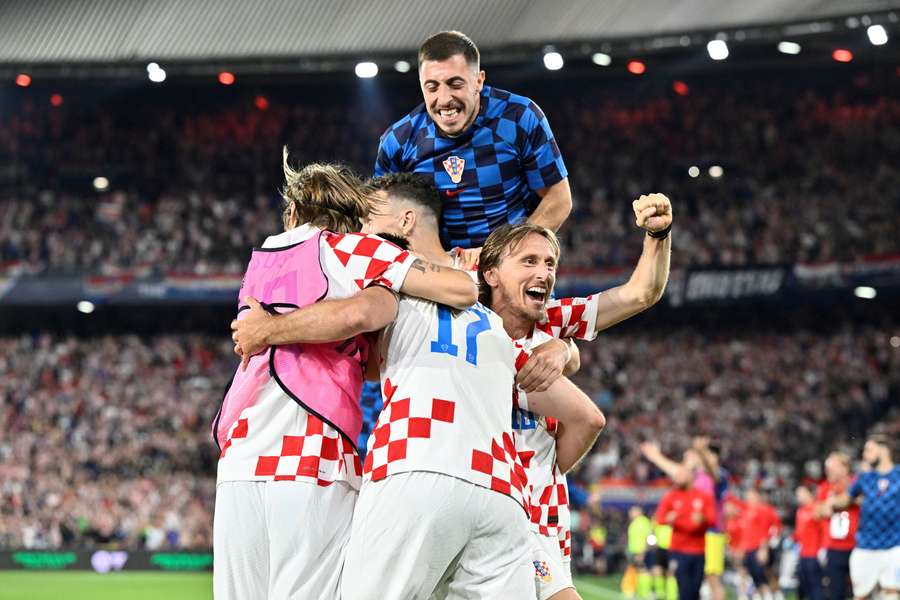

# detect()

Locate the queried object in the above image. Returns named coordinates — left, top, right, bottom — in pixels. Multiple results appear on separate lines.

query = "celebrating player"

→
left=815, top=451, right=859, bottom=600
left=214, top=152, right=477, bottom=600
left=376, top=30, right=572, bottom=257
left=828, top=434, right=899, bottom=600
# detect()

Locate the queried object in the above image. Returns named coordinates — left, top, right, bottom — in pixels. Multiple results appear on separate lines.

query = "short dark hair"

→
left=418, top=31, right=480, bottom=69
left=369, top=172, right=443, bottom=224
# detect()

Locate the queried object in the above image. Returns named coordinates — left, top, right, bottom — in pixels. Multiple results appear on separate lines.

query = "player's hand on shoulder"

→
left=231, top=297, right=272, bottom=371
left=515, top=338, right=570, bottom=393
left=454, top=246, right=482, bottom=271
left=632, top=193, right=673, bottom=234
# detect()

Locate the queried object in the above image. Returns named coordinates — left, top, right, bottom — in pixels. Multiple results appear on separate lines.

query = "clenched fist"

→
left=632, top=193, right=673, bottom=234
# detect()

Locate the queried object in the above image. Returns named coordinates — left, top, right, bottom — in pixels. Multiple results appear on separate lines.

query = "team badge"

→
left=443, top=156, right=465, bottom=184
left=533, top=560, right=553, bottom=583
left=878, top=478, right=889, bottom=494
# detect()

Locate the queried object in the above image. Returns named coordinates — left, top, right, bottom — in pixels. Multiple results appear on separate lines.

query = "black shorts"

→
left=656, top=547, right=670, bottom=570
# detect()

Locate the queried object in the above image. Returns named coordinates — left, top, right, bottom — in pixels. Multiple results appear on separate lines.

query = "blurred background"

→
left=0, top=1, right=898, bottom=598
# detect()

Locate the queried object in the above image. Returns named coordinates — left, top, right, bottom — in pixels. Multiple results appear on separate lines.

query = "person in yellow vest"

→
left=624, top=506, right=655, bottom=599
left=653, top=517, right=679, bottom=600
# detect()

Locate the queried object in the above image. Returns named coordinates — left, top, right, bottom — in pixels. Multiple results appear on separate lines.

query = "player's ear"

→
left=475, top=70, right=485, bottom=92
left=401, top=209, right=416, bottom=235
left=482, top=266, right=499, bottom=288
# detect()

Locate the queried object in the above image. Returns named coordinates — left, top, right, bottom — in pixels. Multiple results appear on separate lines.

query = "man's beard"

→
left=375, top=231, right=410, bottom=250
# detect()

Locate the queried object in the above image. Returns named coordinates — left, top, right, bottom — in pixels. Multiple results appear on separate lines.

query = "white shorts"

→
left=341, top=471, right=537, bottom=600
left=849, top=546, right=900, bottom=597
left=533, top=530, right=575, bottom=600
left=213, top=479, right=356, bottom=600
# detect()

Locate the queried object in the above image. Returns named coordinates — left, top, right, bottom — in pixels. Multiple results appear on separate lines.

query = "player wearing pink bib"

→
left=216, top=155, right=478, bottom=600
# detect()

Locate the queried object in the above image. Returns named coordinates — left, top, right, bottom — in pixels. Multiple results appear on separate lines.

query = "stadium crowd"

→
left=1, top=315, right=896, bottom=550
left=1, top=69, right=899, bottom=275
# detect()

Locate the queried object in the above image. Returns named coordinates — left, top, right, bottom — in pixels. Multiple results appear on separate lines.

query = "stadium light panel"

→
left=688, top=166, right=700, bottom=178
left=93, top=176, right=110, bottom=191
left=218, top=71, right=235, bottom=85
left=777, top=41, right=801, bottom=55
left=592, top=53, right=611, bottom=66
left=15, top=73, right=31, bottom=87
left=867, top=24, right=888, bottom=45
left=77, top=301, right=95, bottom=314
left=627, top=61, right=646, bottom=75
left=854, top=286, right=877, bottom=299
left=394, top=61, right=411, bottom=73
left=543, top=52, right=564, bottom=71
left=832, top=49, right=853, bottom=62
left=355, top=62, right=378, bottom=78
left=673, top=81, right=689, bottom=96
left=50, top=93, right=63, bottom=107
left=709, top=165, right=724, bottom=178
left=254, top=95, right=269, bottom=110
left=707, top=40, right=729, bottom=60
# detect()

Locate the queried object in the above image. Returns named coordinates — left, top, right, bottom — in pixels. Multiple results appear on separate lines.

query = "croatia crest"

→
left=443, top=155, right=465, bottom=184
left=533, top=560, right=553, bottom=583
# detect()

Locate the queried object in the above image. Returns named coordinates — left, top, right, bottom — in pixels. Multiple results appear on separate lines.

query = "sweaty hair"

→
left=281, top=147, right=370, bottom=234
left=418, top=30, right=480, bottom=69
left=477, top=223, right=561, bottom=306
left=369, top=172, right=443, bottom=227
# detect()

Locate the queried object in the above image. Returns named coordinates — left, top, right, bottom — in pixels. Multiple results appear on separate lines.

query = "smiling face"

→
left=484, top=232, right=557, bottom=323
left=419, top=54, right=484, bottom=137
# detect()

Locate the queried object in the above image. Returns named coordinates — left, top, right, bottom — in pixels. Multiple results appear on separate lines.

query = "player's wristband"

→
left=647, top=224, right=671, bottom=239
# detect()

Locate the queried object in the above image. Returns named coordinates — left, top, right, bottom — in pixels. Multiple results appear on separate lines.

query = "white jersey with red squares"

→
left=364, top=297, right=531, bottom=511
left=216, top=224, right=415, bottom=489
left=514, top=295, right=600, bottom=540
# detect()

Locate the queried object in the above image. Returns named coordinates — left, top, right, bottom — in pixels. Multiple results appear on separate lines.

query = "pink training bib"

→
left=213, top=231, right=367, bottom=451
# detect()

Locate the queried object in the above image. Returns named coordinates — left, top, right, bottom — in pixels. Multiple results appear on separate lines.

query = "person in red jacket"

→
left=815, top=452, right=859, bottom=600
left=738, top=488, right=783, bottom=600
left=656, top=466, right=717, bottom=600
left=795, top=485, right=825, bottom=600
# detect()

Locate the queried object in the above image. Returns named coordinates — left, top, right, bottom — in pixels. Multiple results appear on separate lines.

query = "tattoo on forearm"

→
left=411, top=259, right=442, bottom=274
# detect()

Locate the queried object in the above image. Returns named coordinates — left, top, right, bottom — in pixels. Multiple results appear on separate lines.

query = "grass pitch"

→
left=0, top=571, right=624, bottom=599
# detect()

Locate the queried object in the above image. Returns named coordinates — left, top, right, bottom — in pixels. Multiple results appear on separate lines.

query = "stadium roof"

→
left=1, top=0, right=897, bottom=64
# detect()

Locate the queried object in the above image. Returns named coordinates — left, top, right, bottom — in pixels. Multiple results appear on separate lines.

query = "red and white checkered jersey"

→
left=217, top=224, right=415, bottom=488
left=364, top=297, right=531, bottom=511
left=514, top=294, right=600, bottom=538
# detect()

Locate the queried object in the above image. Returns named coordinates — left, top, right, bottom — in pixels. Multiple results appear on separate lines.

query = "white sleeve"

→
left=321, top=232, right=416, bottom=294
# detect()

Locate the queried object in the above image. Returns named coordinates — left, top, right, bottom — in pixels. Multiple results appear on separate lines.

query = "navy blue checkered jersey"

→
left=356, top=380, right=383, bottom=460
left=849, top=466, right=900, bottom=549
left=375, top=85, right=568, bottom=249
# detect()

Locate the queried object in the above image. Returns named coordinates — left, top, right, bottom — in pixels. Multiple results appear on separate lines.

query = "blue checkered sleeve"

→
left=356, top=380, right=383, bottom=458
left=374, top=126, right=403, bottom=177
left=849, top=478, right=862, bottom=498
left=519, top=101, right=567, bottom=192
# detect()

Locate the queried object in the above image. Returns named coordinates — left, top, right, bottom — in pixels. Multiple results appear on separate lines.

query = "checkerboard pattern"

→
left=363, top=378, right=457, bottom=481
left=375, top=85, right=568, bottom=249
left=559, top=528, right=572, bottom=558
left=530, top=477, right=569, bottom=537
left=535, top=295, right=599, bottom=341
left=324, top=232, right=411, bottom=290
left=219, top=418, right=248, bottom=458
left=469, top=431, right=529, bottom=511
left=253, top=414, right=362, bottom=487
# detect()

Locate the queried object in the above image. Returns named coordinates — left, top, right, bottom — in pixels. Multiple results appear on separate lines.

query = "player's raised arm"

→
left=593, top=193, right=672, bottom=332
left=399, top=257, right=478, bottom=310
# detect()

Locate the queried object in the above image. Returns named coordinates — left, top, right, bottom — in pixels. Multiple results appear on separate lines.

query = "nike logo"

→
left=444, top=189, right=463, bottom=197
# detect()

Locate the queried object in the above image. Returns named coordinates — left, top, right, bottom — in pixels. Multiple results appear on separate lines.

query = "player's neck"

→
left=409, top=234, right=453, bottom=267
left=493, top=303, right=532, bottom=339
left=876, top=458, right=894, bottom=473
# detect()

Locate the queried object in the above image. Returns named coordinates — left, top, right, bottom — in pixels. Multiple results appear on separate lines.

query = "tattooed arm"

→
left=399, top=258, right=478, bottom=309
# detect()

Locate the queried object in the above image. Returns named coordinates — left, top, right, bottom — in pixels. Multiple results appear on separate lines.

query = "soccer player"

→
left=815, top=452, right=859, bottom=600
left=641, top=437, right=730, bottom=600
left=655, top=463, right=717, bottom=600
left=738, top=489, right=783, bottom=600
left=626, top=506, right=656, bottom=600
left=829, top=434, right=899, bottom=600
left=215, top=153, right=477, bottom=600
left=794, top=485, right=825, bottom=600
left=365, top=175, right=673, bottom=600
left=376, top=30, right=572, bottom=255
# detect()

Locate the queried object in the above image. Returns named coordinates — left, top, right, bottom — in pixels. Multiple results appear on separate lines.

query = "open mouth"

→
left=524, top=286, right=548, bottom=305
left=437, top=106, right=462, bottom=123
